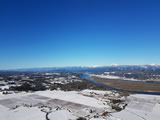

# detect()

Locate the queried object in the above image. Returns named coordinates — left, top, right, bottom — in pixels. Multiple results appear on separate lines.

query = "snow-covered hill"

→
left=0, top=90, right=159, bottom=120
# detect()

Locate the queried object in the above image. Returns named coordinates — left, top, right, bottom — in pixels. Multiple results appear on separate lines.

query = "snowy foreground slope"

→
left=113, top=94, right=160, bottom=120
left=0, top=90, right=160, bottom=120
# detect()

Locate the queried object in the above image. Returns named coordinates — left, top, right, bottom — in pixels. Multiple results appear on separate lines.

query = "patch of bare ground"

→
left=91, top=76, right=160, bottom=92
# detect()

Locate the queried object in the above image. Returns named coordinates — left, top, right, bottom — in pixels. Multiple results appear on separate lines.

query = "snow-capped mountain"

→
left=1, top=65, right=160, bottom=72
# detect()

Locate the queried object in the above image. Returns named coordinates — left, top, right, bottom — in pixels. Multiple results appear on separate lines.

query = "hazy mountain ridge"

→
left=2, top=65, right=160, bottom=72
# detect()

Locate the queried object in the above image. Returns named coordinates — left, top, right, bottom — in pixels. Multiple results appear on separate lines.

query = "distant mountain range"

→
left=1, top=65, right=160, bottom=72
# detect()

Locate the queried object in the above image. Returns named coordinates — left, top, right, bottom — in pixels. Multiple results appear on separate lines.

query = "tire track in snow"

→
left=125, top=110, right=147, bottom=120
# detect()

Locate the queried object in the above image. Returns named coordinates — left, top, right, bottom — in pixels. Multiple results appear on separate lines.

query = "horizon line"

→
left=1, top=64, right=160, bottom=71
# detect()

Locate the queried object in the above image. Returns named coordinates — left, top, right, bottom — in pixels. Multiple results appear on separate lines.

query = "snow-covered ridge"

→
left=2, top=64, right=160, bottom=71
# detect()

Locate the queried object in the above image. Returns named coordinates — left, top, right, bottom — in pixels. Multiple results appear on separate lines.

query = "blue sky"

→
left=0, top=0, right=160, bottom=69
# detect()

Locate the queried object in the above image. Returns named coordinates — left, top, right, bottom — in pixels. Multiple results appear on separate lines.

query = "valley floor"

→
left=90, top=76, right=160, bottom=93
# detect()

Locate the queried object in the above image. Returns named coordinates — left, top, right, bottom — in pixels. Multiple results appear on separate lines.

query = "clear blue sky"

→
left=0, top=0, right=160, bottom=69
